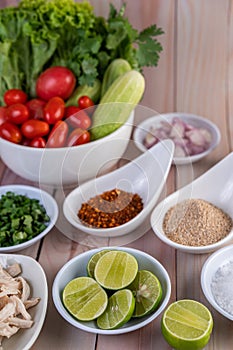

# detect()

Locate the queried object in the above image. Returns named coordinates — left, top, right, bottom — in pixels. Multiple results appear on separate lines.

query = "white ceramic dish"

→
left=63, top=139, right=174, bottom=237
left=0, top=112, right=134, bottom=186
left=133, top=112, right=221, bottom=165
left=52, top=246, right=171, bottom=335
left=150, top=152, right=233, bottom=254
left=0, top=184, right=59, bottom=252
left=201, top=244, right=233, bottom=321
left=0, top=253, right=48, bottom=349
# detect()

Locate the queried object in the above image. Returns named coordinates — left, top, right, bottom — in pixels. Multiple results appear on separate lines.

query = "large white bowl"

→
left=0, top=112, right=134, bottom=186
left=63, top=140, right=174, bottom=237
left=133, top=112, right=221, bottom=165
left=0, top=184, right=58, bottom=252
left=150, top=152, right=233, bottom=254
left=0, top=253, right=48, bottom=349
left=201, top=244, right=233, bottom=321
left=52, top=246, right=171, bottom=335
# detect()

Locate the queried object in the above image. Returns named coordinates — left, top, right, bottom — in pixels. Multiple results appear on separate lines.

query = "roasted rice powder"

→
left=78, top=188, right=143, bottom=229
left=163, top=198, right=233, bottom=246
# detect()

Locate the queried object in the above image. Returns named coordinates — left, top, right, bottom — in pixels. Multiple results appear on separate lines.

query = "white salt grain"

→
left=211, top=260, right=233, bottom=316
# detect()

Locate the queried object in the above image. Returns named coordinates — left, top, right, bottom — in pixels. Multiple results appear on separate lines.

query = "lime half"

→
left=63, top=277, right=108, bottom=321
left=161, top=299, right=213, bottom=350
left=128, top=270, right=162, bottom=317
left=97, top=289, right=135, bottom=329
left=94, top=250, right=138, bottom=290
left=87, top=250, right=110, bottom=278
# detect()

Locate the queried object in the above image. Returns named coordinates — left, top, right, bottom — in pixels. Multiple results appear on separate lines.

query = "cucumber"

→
left=101, top=58, right=132, bottom=97
left=65, top=79, right=101, bottom=106
left=91, top=70, right=145, bottom=140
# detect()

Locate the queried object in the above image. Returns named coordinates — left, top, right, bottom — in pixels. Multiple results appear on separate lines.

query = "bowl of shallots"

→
left=133, top=113, right=221, bottom=165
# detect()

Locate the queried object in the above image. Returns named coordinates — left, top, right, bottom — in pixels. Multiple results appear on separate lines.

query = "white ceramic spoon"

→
left=63, top=139, right=174, bottom=238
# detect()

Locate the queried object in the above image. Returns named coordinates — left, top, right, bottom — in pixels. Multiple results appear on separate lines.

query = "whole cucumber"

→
left=101, top=58, right=132, bottom=98
left=65, top=79, right=101, bottom=106
left=91, top=70, right=145, bottom=140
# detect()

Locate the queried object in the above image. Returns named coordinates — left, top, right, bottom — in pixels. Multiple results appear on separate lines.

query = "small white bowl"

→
left=150, top=152, right=233, bottom=254
left=63, top=139, right=174, bottom=237
left=201, top=244, right=233, bottom=321
left=0, top=253, right=48, bottom=349
left=133, top=112, right=221, bottom=165
left=0, top=185, right=59, bottom=252
left=52, top=246, right=171, bottom=334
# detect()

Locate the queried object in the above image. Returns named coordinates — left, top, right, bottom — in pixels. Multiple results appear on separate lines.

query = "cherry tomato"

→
left=26, top=99, right=46, bottom=119
left=66, top=128, right=90, bottom=147
left=43, top=97, right=65, bottom=125
left=47, top=120, right=69, bottom=148
left=7, top=103, right=29, bottom=124
left=65, top=106, right=91, bottom=129
left=36, top=66, right=76, bottom=101
left=29, top=136, right=46, bottom=148
left=78, top=95, right=94, bottom=109
left=3, top=89, right=28, bottom=106
left=0, top=122, right=22, bottom=143
left=0, top=107, right=8, bottom=125
left=21, top=120, right=50, bottom=139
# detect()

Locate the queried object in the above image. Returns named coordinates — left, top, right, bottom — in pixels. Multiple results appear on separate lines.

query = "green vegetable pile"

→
left=0, top=191, right=50, bottom=247
left=0, top=0, right=164, bottom=103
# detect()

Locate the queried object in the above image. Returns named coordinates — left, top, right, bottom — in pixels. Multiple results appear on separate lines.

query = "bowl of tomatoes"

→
left=0, top=66, right=134, bottom=187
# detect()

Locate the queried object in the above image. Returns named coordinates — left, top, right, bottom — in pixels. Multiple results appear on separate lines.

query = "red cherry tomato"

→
left=3, top=89, right=28, bottom=106
left=78, top=95, right=94, bottom=109
left=0, top=122, right=22, bottom=143
left=29, top=136, right=46, bottom=148
left=7, top=103, right=29, bottom=124
left=26, top=99, right=46, bottom=119
left=46, top=120, right=69, bottom=148
left=65, top=106, right=91, bottom=129
left=21, top=120, right=50, bottom=139
left=36, top=66, right=76, bottom=101
left=43, top=97, right=65, bottom=125
left=66, top=128, right=90, bottom=147
left=0, top=107, right=8, bottom=125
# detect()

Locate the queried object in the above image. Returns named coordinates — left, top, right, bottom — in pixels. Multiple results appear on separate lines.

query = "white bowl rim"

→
left=0, top=184, right=59, bottom=252
left=133, top=112, right=221, bottom=162
left=201, top=244, right=233, bottom=321
left=0, top=110, right=134, bottom=153
left=0, top=253, right=48, bottom=349
left=62, top=139, right=174, bottom=237
left=52, top=246, right=171, bottom=335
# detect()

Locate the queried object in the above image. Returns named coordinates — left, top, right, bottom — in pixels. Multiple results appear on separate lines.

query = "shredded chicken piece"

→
left=0, top=263, right=40, bottom=348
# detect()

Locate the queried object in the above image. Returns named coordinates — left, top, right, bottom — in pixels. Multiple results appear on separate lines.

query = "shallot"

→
left=143, top=117, right=212, bottom=157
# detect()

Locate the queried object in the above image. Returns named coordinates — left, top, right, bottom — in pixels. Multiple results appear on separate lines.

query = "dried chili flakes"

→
left=78, top=188, right=143, bottom=228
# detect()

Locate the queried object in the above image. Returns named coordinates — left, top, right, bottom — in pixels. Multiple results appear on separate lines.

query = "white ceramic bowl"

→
left=201, top=244, right=233, bottom=321
left=63, top=140, right=174, bottom=237
left=133, top=112, right=221, bottom=165
left=0, top=112, right=134, bottom=187
left=150, top=152, right=233, bottom=254
left=52, top=246, right=171, bottom=334
left=0, top=253, right=48, bottom=349
left=0, top=184, right=58, bottom=252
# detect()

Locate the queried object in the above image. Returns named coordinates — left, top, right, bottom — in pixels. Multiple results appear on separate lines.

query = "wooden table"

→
left=1, top=1, right=233, bottom=349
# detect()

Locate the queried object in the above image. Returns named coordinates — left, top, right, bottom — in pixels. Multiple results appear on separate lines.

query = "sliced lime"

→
left=63, top=276, right=108, bottom=321
left=94, top=250, right=138, bottom=290
left=128, top=270, right=162, bottom=317
left=97, top=289, right=135, bottom=329
left=161, top=299, right=213, bottom=350
left=87, top=250, right=110, bottom=278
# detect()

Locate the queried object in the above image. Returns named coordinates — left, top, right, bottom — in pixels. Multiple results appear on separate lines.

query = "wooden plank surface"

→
left=0, top=1, right=233, bottom=349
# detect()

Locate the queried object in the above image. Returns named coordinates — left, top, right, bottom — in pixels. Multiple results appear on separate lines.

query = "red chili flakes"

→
left=77, top=188, right=144, bottom=228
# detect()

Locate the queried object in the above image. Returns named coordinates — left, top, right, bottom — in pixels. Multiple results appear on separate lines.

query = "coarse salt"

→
left=211, top=260, right=233, bottom=316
